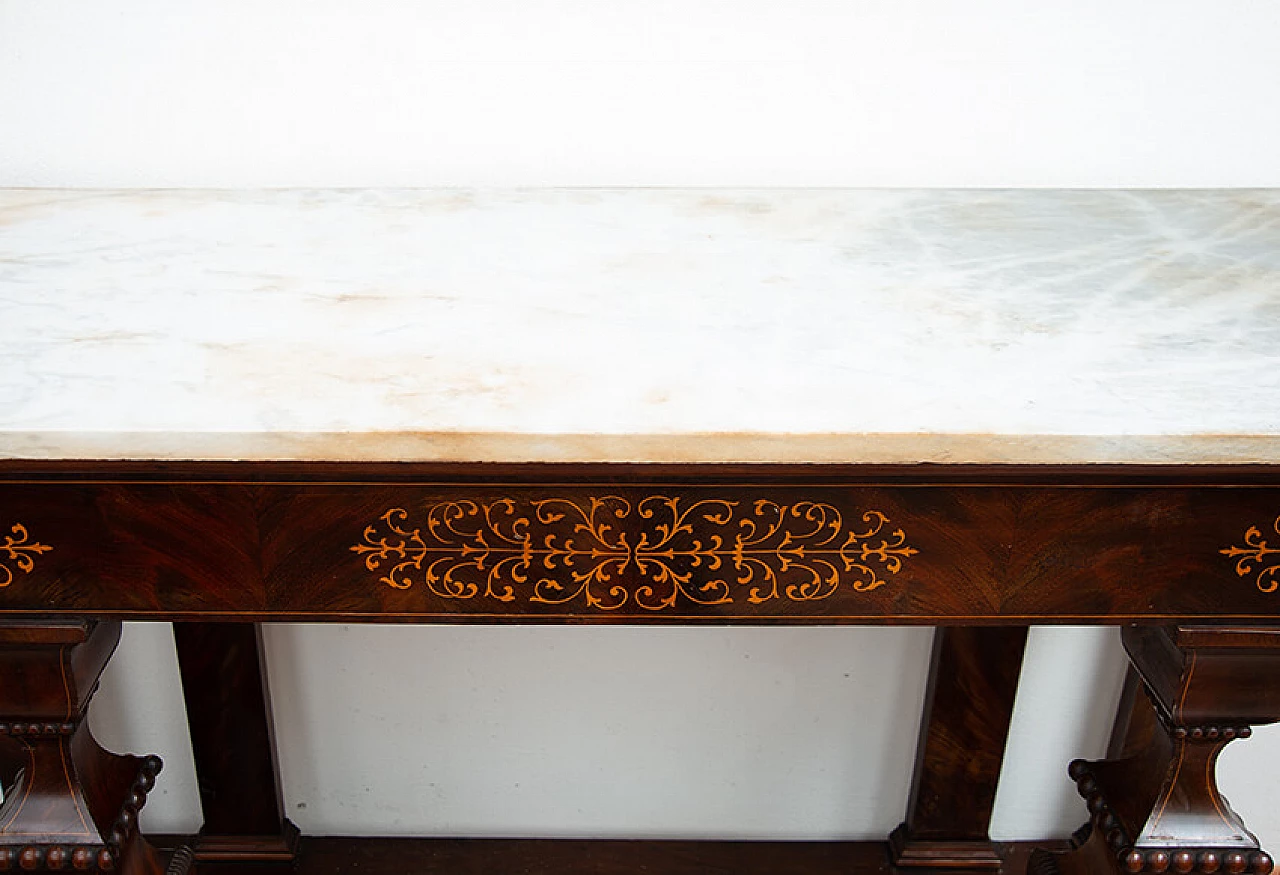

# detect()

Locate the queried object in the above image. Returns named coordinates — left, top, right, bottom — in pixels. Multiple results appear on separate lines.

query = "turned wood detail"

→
left=1033, top=625, right=1280, bottom=875
left=0, top=621, right=163, bottom=875
left=891, top=626, right=1029, bottom=870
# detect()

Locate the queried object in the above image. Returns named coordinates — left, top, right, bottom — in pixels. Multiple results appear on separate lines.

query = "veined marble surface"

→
left=2, top=188, right=1279, bottom=464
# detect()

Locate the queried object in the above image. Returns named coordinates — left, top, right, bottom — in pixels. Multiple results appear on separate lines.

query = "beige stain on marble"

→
left=3, top=432, right=1280, bottom=465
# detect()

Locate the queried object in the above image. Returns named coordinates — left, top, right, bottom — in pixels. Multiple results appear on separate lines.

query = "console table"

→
left=2, top=189, right=1278, bottom=875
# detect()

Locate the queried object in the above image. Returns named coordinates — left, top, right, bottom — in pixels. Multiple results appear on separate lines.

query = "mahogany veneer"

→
left=1035, top=626, right=1280, bottom=875
left=2, top=463, right=1278, bottom=623
left=0, top=622, right=162, bottom=875
left=2, top=461, right=1278, bottom=874
left=891, top=626, right=1029, bottom=869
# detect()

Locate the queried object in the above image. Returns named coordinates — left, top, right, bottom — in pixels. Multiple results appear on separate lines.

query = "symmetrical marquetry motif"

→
left=351, top=496, right=917, bottom=611
left=1, top=523, right=52, bottom=588
left=1221, top=515, right=1280, bottom=593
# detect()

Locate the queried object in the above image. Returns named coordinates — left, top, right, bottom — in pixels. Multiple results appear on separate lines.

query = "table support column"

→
left=1106, top=666, right=1159, bottom=761
left=1032, top=625, right=1280, bottom=875
left=0, top=620, right=165, bottom=875
left=172, top=623, right=299, bottom=865
left=890, top=626, right=1029, bottom=870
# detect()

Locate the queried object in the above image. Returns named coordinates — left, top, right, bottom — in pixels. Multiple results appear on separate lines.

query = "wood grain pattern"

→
left=172, top=622, right=299, bottom=864
left=2, top=460, right=1276, bottom=873
left=892, top=626, right=1029, bottom=869
left=1037, top=626, right=1280, bottom=875
left=155, top=836, right=1066, bottom=875
left=0, top=463, right=1278, bottom=622
left=0, top=621, right=163, bottom=875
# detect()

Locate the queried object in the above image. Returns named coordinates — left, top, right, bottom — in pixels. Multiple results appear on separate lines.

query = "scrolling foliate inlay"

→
left=1221, top=515, right=1280, bottom=594
left=1, top=524, right=53, bottom=588
left=351, top=497, right=917, bottom=611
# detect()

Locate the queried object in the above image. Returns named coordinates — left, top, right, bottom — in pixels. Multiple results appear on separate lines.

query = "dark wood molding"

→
left=151, top=835, right=1071, bottom=875
left=5, top=459, right=1280, bottom=486
left=190, top=821, right=301, bottom=864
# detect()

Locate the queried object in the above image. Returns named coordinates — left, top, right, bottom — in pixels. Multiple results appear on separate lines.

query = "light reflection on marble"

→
left=1, top=189, right=1278, bottom=463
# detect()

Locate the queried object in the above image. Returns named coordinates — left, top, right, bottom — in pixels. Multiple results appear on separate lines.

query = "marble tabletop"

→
left=2, top=188, right=1278, bottom=464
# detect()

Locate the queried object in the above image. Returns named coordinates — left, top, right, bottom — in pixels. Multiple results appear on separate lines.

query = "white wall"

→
left=4, top=0, right=1280, bottom=188
left=5, top=0, right=1280, bottom=848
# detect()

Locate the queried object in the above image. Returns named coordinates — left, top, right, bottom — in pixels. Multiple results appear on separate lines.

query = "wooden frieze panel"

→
left=0, top=469, right=1278, bottom=623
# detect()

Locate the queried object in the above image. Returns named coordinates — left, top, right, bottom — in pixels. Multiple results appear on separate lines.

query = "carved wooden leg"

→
left=0, top=620, right=164, bottom=875
left=890, top=626, right=1029, bottom=870
left=172, top=623, right=298, bottom=865
left=1032, top=625, right=1280, bottom=875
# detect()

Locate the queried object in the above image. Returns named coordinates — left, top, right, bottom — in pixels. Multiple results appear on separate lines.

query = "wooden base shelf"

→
left=155, top=836, right=1069, bottom=875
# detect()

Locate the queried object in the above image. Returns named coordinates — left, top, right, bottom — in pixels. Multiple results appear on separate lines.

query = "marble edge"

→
left=2, top=432, right=1280, bottom=465
left=4, top=185, right=1280, bottom=193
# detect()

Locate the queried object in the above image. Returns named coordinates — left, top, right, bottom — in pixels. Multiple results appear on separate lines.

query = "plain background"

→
left=2, top=0, right=1279, bottom=847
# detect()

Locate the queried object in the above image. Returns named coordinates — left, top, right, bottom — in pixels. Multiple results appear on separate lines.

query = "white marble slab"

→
left=2, top=188, right=1278, bottom=464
